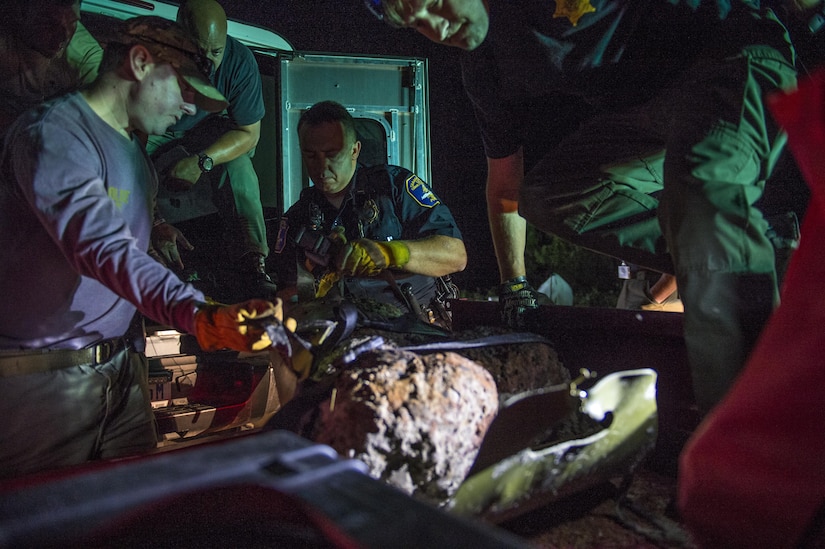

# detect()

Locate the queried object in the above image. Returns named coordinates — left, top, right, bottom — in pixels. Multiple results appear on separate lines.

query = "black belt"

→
left=0, top=338, right=129, bottom=378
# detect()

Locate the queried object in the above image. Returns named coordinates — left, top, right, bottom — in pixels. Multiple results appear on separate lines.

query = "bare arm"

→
left=649, top=272, right=678, bottom=303
left=486, top=148, right=527, bottom=283
left=203, top=120, right=261, bottom=165
left=171, top=121, right=261, bottom=184
left=401, top=234, right=467, bottom=277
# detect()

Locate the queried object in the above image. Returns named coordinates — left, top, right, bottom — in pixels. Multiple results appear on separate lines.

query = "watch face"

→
left=199, top=154, right=213, bottom=172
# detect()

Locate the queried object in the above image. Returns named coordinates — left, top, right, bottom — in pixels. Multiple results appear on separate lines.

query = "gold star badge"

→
left=553, top=0, right=596, bottom=26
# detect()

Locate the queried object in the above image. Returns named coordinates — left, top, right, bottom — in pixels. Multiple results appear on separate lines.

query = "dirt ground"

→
left=499, top=451, right=697, bottom=548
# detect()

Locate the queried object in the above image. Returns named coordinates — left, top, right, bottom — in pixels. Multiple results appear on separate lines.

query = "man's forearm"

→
left=486, top=149, right=527, bottom=283
left=402, top=235, right=467, bottom=277
left=203, top=126, right=259, bottom=166
left=488, top=209, right=528, bottom=283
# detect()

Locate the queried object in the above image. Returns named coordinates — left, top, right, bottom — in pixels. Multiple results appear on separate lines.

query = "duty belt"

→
left=0, top=338, right=129, bottom=378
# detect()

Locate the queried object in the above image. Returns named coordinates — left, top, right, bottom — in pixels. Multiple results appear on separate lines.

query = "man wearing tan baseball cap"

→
left=0, top=14, right=294, bottom=479
left=102, top=15, right=227, bottom=114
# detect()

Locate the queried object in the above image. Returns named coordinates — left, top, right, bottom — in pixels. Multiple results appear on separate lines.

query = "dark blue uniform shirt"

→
left=274, top=164, right=463, bottom=309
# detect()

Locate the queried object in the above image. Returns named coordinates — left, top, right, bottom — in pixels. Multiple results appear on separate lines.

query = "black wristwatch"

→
left=197, top=152, right=213, bottom=173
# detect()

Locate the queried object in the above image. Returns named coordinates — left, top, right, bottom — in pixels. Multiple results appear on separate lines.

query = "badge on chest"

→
left=553, top=0, right=596, bottom=26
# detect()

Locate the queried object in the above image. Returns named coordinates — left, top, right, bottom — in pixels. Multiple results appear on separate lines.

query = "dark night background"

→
left=221, top=1, right=500, bottom=292
left=220, top=1, right=813, bottom=302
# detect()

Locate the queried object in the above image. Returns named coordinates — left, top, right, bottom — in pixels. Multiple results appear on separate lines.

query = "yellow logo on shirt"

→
left=553, top=0, right=596, bottom=26
left=406, top=175, right=440, bottom=208
left=108, top=187, right=131, bottom=209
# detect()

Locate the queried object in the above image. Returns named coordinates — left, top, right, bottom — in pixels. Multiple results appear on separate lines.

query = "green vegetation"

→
left=460, top=226, right=622, bottom=307
left=524, top=226, right=621, bottom=307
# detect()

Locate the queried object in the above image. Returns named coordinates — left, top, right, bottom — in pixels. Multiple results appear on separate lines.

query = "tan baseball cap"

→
left=108, top=16, right=228, bottom=113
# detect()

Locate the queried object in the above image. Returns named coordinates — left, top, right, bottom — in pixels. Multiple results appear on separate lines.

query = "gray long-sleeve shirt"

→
left=0, top=93, right=204, bottom=350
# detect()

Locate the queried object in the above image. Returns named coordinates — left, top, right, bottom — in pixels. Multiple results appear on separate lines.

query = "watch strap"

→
left=197, top=152, right=213, bottom=173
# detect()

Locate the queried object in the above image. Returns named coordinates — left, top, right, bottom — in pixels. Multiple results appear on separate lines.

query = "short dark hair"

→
left=297, top=100, right=358, bottom=145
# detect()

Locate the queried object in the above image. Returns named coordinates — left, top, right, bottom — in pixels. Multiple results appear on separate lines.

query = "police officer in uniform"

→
left=274, top=100, right=466, bottom=324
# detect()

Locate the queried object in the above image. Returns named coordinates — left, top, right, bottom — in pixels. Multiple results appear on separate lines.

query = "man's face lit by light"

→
left=388, top=0, right=490, bottom=51
left=299, top=120, right=361, bottom=199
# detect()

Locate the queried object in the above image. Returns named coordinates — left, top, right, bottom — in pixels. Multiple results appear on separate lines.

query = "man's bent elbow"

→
left=451, top=242, right=468, bottom=273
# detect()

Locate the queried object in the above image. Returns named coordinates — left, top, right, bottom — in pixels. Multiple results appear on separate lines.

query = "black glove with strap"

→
left=498, top=276, right=540, bottom=330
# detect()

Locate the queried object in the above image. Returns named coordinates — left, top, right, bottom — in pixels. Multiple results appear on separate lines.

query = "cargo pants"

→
left=0, top=347, right=156, bottom=479
left=520, top=45, right=798, bottom=414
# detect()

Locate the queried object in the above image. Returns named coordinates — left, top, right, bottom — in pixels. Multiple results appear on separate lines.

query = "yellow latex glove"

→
left=289, top=337, right=316, bottom=381
left=315, top=271, right=340, bottom=298
left=193, top=299, right=282, bottom=352
left=335, top=239, right=410, bottom=277
left=266, top=316, right=315, bottom=380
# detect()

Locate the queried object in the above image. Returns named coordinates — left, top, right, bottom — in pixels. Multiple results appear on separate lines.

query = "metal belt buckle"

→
left=94, top=339, right=119, bottom=364
left=95, top=342, right=108, bottom=364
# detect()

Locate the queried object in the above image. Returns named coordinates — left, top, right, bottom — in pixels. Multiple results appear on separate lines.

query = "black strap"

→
left=266, top=330, right=557, bottom=438
left=325, top=302, right=360, bottom=349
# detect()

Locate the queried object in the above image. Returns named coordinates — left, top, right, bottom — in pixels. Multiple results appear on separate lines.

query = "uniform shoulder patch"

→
left=405, top=174, right=440, bottom=208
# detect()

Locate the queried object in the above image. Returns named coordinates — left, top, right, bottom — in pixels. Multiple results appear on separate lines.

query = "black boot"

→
left=238, top=252, right=278, bottom=300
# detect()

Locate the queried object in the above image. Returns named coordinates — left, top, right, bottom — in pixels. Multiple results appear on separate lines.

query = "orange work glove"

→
left=192, top=299, right=282, bottom=352
left=335, top=239, right=410, bottom=277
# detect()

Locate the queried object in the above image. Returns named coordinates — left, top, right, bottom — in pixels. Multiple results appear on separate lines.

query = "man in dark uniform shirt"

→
left=274, top=100, right=466, bottom=322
